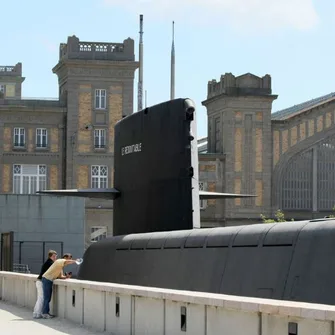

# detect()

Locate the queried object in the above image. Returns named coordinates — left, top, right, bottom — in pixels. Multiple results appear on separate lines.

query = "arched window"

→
left=281, top=135, right=335, bottom=211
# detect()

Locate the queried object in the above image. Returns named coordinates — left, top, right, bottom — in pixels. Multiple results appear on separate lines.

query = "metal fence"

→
left=0, top=238, right=64, bottom=274
left=13, top=263, right=31, bottom=274
left=13, top=241, right=64, bottom=275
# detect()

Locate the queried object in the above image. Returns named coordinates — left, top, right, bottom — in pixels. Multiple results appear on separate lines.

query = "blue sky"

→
left=1, top=0, right=334, bottom=138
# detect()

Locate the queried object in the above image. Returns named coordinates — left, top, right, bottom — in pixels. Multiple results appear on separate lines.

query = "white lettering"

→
left=121, top=143, right=142, bottom=156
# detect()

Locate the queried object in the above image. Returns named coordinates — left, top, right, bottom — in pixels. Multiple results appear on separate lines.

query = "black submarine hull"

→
left=78, top=219, right=335, bottom=305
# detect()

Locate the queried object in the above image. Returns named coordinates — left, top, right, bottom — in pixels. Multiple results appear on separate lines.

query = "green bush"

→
left=260, top=209, right=294, bottom=223
left=260, top=205, right=335, bottom=223
left=328, top=206, right=335, bottom=218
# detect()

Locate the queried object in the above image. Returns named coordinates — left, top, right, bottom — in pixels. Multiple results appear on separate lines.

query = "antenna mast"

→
left=138, top=14, right=144, bottom=112
left=170, top=21, right=175, bottom=100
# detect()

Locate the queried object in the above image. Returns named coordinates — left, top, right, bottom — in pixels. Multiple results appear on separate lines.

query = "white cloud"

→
left=103, top=0, right=319, bottom=32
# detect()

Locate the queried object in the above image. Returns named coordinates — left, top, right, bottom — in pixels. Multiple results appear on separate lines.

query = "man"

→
left=33, top=250, right=57, bottom=319
left=41, top=253, right=78, bottom=319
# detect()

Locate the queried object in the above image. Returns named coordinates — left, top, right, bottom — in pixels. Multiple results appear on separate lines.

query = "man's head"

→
left=48, top=250, right=57, bottom=262
left=62, top=253, right=72, bottom=260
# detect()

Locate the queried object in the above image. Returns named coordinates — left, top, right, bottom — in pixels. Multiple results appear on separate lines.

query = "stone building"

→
left=199, top=72, right=335, bottom=226
left=0, top=35, right=138, bottom=247
left=3, top=36, right=335, bottom=236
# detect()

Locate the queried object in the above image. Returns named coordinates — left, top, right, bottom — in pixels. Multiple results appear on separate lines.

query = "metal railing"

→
left=13, top=263, right=31, bottom=274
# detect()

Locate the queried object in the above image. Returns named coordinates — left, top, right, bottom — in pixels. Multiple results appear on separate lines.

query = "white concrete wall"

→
left=1, top=271, right=335, bottom=335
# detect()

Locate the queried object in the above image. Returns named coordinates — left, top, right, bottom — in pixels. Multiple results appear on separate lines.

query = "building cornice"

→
left=202, top=92, right=278, bottom=107
left=52, top=59, right=139, bottom=74
left=0, top=105, right=65, bottom=113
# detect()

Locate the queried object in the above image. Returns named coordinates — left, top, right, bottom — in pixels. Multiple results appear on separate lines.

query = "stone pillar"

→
left=202, top=73, right=278, bottom=220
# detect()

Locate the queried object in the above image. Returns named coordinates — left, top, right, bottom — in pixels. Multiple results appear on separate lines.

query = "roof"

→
left=271, top=92, right=335, bottom=121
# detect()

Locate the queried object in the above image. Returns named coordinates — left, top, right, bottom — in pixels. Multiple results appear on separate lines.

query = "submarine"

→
left=38, top=98, right=335, bottom=306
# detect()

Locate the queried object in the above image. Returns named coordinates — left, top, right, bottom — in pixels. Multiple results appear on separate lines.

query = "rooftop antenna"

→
left=138, top=14, right=144, bottom=112
left=145, top=90, right=148, bottom=108
left=170, top=21, right=175, bottom=100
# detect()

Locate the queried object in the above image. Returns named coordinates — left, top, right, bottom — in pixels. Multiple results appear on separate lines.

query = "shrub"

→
left=260, top=209, right=294, bottom=223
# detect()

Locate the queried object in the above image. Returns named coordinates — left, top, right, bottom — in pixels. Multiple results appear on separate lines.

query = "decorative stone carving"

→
left=68, top=68, right=134, bottom=78
left=0, top=114, right=63, bottom=124
left=228, top=100, right=273, bottom=109
left=95, top=113, right=106, bottom=124
left=3, top=152, right=60, bottom=158
left=74, top=153, right=114, bottom=160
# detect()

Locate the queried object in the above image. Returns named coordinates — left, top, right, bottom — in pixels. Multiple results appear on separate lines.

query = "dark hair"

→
left=62, top=253, right=72, bottom=259
left=48, top=250, right=57, bottom=258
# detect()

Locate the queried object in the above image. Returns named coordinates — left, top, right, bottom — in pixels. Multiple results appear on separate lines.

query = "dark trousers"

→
left=42, top=277, right=53, bottom=315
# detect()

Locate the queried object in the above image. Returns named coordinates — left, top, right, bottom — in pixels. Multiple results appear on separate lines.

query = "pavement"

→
left=0, top=301, right=107, bottom=335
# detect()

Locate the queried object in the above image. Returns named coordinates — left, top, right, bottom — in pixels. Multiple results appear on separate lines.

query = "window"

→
left=36, top=128, right=47, bottom=148
left=95, top=89, right=106, bottom=109
left=14, top=128, right=25, bottom=147
left=13, top=165, right=47, bottom=194
left=0, top=84, right=4, bottom=97
left=94, top=129, right=106, bottom=148
left=281, top=134, right=335, bottom=212
left=281, top=150, right=313, bottom=210
left=90, top=226, right=107, bottom=242
left=91, top=165, right=108, bottom=188
left=199, top=182, right=207, bottom=209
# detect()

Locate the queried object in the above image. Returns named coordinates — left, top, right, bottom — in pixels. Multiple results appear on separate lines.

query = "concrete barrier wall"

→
left=1, top=271, right=335, bottom=335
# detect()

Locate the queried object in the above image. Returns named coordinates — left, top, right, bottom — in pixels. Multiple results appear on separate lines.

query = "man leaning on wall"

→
left=41, top=253, right=78, bottom=319
left=33, top=250, right=57, bottom=319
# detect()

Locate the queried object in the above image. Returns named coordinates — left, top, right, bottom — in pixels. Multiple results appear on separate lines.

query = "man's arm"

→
left=58, top=269, right=67, bottom=279
left=59, top=259, right=79, bottom=278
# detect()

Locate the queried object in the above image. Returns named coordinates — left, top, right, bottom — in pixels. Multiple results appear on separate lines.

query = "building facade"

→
left=3, top=38, right=335, bottom=234
left=199, top=72, right=335, bottom=226
left=0, top=35, right=139, bottom=247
